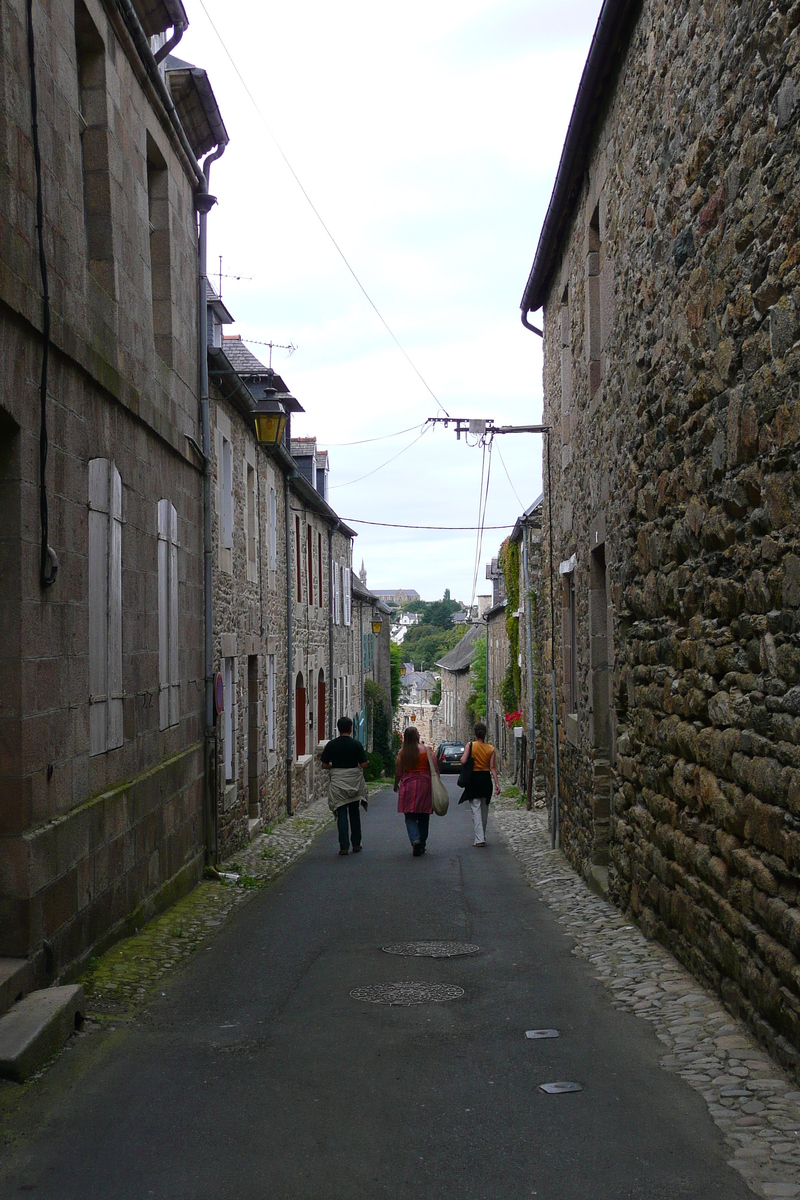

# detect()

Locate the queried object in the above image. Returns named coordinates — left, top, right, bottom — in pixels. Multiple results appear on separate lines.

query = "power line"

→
left=322, top=422, right=425, bottom=447
left=342, top=519, right=515, bottom=530
left=495, top=443, right=524, bottom=509
left=194, top=0, right=450, bottom=418
left=328, top=424, right=430, bottom=489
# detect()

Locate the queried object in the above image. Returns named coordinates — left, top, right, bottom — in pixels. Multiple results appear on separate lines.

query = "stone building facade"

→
left=522, top=0, right=800, bottom=1070
left=510, top=499, right=544, bottom=794
left=436, top=623, right=484, bottom=745
left=0, top=0, right=225, bottom=976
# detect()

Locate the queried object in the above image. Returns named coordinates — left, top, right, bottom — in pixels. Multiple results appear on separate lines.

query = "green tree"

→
left=401, top=589, right=463, bottom=629
left=365, top=679, right=393, bottom=774
left=466, top=634, right=486, bottom=725
left=400, top=622, right=461, bottom=669
left=430, top=676, right=441, bottom=706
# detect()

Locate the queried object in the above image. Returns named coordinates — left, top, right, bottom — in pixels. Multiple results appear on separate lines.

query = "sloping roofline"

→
left=520, top=0, right=641, bottom=317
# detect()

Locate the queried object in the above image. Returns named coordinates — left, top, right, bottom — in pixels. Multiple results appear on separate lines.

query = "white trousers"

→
left=470, top=797, right=489, bottom=843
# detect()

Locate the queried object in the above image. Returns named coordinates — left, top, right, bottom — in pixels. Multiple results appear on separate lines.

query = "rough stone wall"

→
left=0, top=0, right=207, bottom=974
left=538, top=0, right=800, bottom=1070
left=210, top=396, right=290, bottom=858
left=330, top=526, right=356, bottom=738
left=438, top=667, right=474, bottom=745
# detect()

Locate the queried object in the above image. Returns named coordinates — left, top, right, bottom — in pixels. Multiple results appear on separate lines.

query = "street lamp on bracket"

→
left=251, top=391, right=288, bottom=448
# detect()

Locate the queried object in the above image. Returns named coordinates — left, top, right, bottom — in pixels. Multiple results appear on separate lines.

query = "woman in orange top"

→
left=459, top=722, right=500, bottom=847
left=394, top=725, right=440, bottom=856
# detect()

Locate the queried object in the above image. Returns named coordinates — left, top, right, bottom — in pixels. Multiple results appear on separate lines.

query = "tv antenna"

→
left=244, top=339, right=298, bottom=368
left=217, top=256, right=253, bottom=299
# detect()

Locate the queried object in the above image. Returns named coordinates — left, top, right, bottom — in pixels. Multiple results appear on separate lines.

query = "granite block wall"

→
left=538, top=0, right=800, bottom=1070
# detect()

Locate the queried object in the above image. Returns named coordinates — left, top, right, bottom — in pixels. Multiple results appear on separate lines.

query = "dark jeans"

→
left=337, top=801, right=362, bottom=850
left=404, top=813, right=430, bottom=847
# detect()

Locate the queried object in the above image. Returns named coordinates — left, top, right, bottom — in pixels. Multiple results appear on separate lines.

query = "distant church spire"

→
left=359, top=559, right=367, bottom=586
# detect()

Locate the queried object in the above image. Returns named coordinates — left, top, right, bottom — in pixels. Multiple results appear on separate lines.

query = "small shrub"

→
left=365, top=751, right=384, bottom=781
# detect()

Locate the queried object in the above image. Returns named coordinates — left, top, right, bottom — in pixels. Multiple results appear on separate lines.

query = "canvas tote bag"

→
left=426, top=746, right=449, bottom=816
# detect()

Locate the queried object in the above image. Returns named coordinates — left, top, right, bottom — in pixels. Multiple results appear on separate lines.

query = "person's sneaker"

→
left=352, top=845, right=362, bottom=853
left=473, top=841, right=486, bottom=847
left=339, top=848, right=349, bottom=855
left=412, top=841, right=422, bottom=856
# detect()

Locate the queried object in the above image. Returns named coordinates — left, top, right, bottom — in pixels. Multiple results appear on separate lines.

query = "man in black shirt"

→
left=320, top=716, right=369, bottom=855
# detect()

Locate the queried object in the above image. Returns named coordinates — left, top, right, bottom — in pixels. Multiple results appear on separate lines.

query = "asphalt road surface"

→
left=0, top=777, right=754, bottom=1200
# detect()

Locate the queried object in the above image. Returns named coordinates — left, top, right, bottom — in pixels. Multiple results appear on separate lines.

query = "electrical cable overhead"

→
left=322, top=422, right=425, bottom=447
left=328, top=423, right=430, bottom=490
left=468, top=438, right=493, bottom=616
left=194, top=0, right=450, bottom=417
left=495, top=442, right=524, bottom=510
left=342, top=519, right=515, bottom=530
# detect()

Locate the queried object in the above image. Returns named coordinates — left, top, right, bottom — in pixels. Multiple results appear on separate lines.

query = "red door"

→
left=296, top=679, right=306, bottom=757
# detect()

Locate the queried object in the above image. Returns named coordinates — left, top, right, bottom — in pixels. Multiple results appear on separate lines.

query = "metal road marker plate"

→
left=350, top=982, right=465, bottom=1006
left=382, top=941, right=480, bottom=958
left=526, top=1029, right=560, bottom=1039
left=539, top=1081, right=583, bottom=1094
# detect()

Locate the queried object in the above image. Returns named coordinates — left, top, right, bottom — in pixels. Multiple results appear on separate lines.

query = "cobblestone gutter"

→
left=493, top=795, right=800, bottom=1200
left=80, top=797, right=333, bottom=1018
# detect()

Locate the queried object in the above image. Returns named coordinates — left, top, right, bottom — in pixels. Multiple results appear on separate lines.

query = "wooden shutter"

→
left=89, top=459, right=110, bottom=755
left=343, top=566, right=351, bottom=626
left=157, top=499, right=170, bottom=729
left=107, top=462, right=123, bottom=748
left=168, top=502, right=180, bottom=725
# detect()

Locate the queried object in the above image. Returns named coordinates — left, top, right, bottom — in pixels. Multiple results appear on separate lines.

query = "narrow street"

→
left=0, top=776, right=760, bottom=1200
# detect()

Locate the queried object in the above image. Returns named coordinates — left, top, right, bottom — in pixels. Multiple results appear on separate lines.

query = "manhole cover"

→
left=350, top=982, right=466, bottom=1006
left=539, top=1081, right=582, bottom=1094
left=382, top=941, right=480, bottom=958
left=526, top=1029, right=560, bottom=1040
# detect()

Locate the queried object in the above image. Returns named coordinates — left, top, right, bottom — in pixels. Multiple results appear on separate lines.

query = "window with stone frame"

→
left=343, top=565, right=351, bottom=625
left=146, top=133, right=172, bottom=364
left=245, top=458, right=257, bottom=583
left=317, top=532, right=323, bottom=606
left=560, top=285, right=572, bottom=465
left=562, top=570, right=578, bottom=716
left=268, top=484, right=277, bottom=573
left=307, top=523, right=314, bottom=606
left=295, top=516, right=302, bottom=602
left=586, top=204, right=602, bottom=400
left=157, top=498, right=179, bottom=730
left=75, top=1, right=115, bottom=298
left=223, top=655, right=237, bottom=782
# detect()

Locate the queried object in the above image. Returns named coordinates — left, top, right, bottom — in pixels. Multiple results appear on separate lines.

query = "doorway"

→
left=295, top=672, right=306, bottom=757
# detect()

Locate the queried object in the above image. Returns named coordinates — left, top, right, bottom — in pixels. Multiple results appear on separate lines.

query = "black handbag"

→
left=457, top=742, right=474, bottom=790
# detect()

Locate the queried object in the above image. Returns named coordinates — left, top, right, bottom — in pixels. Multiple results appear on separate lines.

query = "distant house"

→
left=372, top=588, right=421, bottom=609
left=436, top=623, right=485, bottom=744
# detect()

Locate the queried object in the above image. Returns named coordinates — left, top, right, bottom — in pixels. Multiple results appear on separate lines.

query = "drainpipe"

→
left=285, top=470, right=296, bottom=815
left=522, top=525, right=536, bottom=809
left=154, top=19, right=187, bottom=64
left=358, top=596, right=364, bottom=743
left=327, top=523, right=338, bottom=739
left=115, top=0, right=205, bottom=189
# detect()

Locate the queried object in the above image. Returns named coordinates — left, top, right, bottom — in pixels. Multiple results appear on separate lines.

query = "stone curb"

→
left=492, top=796, right=800, bottom=1200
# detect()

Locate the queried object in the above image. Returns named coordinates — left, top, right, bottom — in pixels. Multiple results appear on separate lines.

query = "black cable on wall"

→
left=26, top=0, right=58, bottom=588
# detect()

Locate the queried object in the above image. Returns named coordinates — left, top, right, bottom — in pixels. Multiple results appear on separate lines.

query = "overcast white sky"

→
left=180, top=0, right=601, bottom=605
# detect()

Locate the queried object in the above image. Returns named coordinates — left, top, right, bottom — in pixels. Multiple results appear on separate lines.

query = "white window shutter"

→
left=169, top=503, right=180, bottom=726
left=89, top=459, right=110, bottom=755
left=107, top=463, right=123, bottom=750
left=343, top=566, right=351, bottom=626
left=157, top=499, right=170, bottom=729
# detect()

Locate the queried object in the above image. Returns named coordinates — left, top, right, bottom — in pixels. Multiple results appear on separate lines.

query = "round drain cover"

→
left=350, top=982, right=465, bottom=1005
left=382, top=941, right=479, bottom=958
